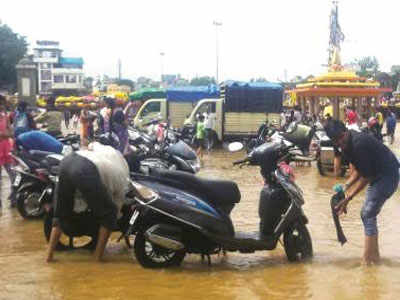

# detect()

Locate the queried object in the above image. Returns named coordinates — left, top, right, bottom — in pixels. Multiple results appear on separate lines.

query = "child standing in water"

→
left=0, top=96, right=15, bottom=208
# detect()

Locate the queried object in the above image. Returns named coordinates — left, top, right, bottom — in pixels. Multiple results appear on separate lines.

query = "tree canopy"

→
left=353, top=56, right=379, bottom=78
left=0, top=24, right=28, bottom=91
left=115, top=78, right=135, bottom=89
left=190, top=76, right=216, bottom=86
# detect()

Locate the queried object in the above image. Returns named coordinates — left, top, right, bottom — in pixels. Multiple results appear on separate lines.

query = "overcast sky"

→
left=2, top=0, right=399, bottom=82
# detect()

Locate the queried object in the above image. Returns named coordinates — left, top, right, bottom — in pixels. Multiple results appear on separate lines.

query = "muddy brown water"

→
left=1, top=139, right=400, bottom=299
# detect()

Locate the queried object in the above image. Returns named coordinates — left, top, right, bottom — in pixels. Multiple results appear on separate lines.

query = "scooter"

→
left=125, top=140, right=313, bottom=269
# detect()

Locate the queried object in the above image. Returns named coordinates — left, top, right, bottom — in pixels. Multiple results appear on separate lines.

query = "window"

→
left=142, top=102, right=161, bottom=117
left=65, top=75, right=77, bottom=83
left=41, top=82, right=52, bottom=92
left=197, top=102, right=216, bottom=115
left=54, top=75, right=64, bottom=83
left=40, top=63, right=51, bottom=69
left=41, top=70, right=52, bottom=81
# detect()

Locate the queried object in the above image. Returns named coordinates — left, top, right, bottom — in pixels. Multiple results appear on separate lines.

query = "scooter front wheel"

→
left=134, top=226, right=186, bottom=269
left=17, top=186, right=45, bottom=219
left=283, top=222, right=313, bottom=262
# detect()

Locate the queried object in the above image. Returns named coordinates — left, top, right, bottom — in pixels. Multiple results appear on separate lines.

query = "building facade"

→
left=32, top=40, right=84, bottom=95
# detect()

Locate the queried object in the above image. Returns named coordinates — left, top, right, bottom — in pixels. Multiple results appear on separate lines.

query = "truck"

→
left=184, top=81, right=283, bottom=145
left=133, top=85, right=219, bottom=129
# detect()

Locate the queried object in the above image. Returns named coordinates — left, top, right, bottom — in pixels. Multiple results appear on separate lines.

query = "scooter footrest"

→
left=202, top=229, right=277, bottom=252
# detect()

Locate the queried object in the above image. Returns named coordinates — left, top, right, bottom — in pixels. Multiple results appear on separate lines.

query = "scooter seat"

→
left=29, top=150, right=57, bottom=160
left=149, top=168, right=241, bottom=206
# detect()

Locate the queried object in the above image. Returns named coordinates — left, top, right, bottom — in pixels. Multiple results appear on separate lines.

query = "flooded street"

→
left=1, top=140, right=400, bottom=300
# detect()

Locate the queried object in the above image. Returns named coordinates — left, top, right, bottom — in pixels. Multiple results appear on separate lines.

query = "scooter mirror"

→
left=228, top=142, right=244, bottom=152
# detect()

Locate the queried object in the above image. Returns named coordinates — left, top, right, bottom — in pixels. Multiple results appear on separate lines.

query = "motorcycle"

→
left=11, top=133, right=80, bottom=218
left=245, top=122, right=277, bottom=153
left=124, top=140, right=313, bottom=269
left=11, top=150, right=63, bottom=219
left=128, top=123, right=200, bottom=174
left=314, top=121, right=361, bottom=177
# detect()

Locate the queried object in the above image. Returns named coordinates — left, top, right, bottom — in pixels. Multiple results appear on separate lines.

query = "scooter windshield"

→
left=167, top=141, right=197, bottom=160
left=275, top=170, right=304, bottom=207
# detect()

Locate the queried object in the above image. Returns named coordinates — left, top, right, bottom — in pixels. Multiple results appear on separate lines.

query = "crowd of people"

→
left=0, top=95, right=138, bottom=209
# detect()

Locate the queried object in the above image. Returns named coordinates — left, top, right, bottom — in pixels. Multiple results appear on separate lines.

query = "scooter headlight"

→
left=129, top=180, right=159, bottom=204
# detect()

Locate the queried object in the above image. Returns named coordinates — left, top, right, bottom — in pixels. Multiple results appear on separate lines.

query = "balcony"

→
left=52, top=82, right=84, bottom=90
left=52, top=68, right=83, bottom=75
left=33, top=57, right=59, bottom=64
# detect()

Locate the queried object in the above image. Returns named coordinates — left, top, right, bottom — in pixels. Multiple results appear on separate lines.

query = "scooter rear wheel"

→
left=134, top=225, right=186, bottom=268
left=283, top=222, right=313, bottom=262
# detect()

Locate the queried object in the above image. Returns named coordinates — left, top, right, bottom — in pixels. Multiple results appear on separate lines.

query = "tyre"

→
left=283, top=222, right=313, bottom=262
left=16, top=186, right=45, bottom=219
left=43, top=211, right=98, bottom=251
left=316, top=158, right=326, bottom=176
left=134, top=226, right=186, bottom=268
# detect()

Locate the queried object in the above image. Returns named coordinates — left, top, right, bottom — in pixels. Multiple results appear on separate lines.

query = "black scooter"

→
left=125, top=141, right=313, bottom=269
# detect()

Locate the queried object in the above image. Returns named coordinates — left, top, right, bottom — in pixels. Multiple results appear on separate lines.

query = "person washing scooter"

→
left=324, top=120, right=399, bottom=265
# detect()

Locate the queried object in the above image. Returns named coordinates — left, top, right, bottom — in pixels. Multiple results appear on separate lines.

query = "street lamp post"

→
left=213, top=21, right=222, bottom=84
left=160, top=52, right=165, bottom=84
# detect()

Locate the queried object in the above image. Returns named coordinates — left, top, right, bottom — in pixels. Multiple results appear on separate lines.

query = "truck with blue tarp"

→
left=133, top=85, right=219, bottom=128
left=184, top=81, right=283, bottom=144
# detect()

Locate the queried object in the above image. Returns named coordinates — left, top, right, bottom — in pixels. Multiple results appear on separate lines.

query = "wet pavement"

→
left=1, top=136, right=400, bottom=299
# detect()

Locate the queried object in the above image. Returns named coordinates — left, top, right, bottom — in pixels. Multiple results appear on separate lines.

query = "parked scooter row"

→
left=37, top=128, right=313, bottom=266
left=13, top=124, right=200, bottom=220
left=127, top=120, right=200, bottom=174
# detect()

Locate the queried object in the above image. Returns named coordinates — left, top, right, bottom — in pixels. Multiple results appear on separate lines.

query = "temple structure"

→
left=288, top=1, right=391, bottom=120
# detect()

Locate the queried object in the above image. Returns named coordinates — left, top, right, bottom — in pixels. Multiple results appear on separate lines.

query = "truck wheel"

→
left=317, top=159, right=326, bottom=176
left=284, top=222, right=313, bottom=262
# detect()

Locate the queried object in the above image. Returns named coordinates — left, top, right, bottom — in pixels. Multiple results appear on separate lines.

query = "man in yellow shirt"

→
left=376, top=110, right=384, bottom=134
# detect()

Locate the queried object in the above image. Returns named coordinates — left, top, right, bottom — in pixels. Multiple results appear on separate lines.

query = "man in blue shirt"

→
left=325, top=120, right=399, bottom=265
left=386, top=110, right=396, bottom=145
left=16, top=130, right=64, bottom=154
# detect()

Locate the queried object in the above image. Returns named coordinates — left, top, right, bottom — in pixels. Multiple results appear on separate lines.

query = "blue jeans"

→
left=361, top=171, right=399, bottom=236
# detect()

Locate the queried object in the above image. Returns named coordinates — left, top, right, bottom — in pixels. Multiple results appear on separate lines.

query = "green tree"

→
left=115, top=78, right=135, bottom=90
left=376, top=72, right=392, bottom=88
left=0, top=24, right=28, bottom=91
left=353, top=56, right=379, bottom=78
left=190, top=76, right=216, bottom=86
left=390, top=65, right=400, bottom=91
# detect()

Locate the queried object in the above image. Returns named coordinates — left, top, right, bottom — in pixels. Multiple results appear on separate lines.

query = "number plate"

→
left=129, top=210, right=140, bottom=226
left=13, top=174, right=21, bottom=187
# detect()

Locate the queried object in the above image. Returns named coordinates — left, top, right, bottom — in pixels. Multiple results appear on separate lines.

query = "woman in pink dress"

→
left=0, top=96, right=15, bottom=208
